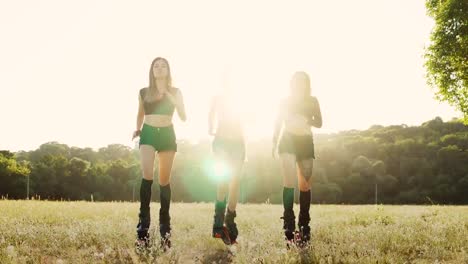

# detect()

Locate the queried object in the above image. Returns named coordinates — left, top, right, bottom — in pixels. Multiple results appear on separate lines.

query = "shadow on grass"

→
left=201, top=248, right=234, bottom=264
left=298, top=245, right=319, bottom=264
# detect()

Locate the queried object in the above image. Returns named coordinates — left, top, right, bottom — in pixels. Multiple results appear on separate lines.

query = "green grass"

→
left=0, top=201, right=467, bottom=263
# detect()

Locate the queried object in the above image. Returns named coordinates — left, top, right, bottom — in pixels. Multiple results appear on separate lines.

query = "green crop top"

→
left=140, top=87, right=177, bottom=115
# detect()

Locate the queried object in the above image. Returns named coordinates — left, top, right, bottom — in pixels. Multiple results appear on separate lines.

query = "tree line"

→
left=1, top=117, right=467, bottom=204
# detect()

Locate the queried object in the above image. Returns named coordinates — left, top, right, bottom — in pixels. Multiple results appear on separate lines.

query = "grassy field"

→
left=0, top=201, right=467, bottom=264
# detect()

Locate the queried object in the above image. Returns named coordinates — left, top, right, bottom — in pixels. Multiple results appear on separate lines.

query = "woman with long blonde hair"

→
left=132, top=57, right=186, bottom=250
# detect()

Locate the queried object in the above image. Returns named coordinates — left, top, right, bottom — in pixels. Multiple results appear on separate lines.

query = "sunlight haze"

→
left=0, top=0, right=460, bottom=151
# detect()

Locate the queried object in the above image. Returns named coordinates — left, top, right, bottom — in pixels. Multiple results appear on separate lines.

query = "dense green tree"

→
left=425, top=0, right=468, bottom=122
left=0, top=152, right=30, bottom=199
left=1, top=118, right=467, bottom=204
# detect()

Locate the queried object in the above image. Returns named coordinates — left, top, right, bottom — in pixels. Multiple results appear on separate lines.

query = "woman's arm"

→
left=165, top=88, right=187, bottom=121
left=273, top=100, right=286, bottom=147
left=208, top=96, right=217, bottom=136
left=309, top=97, right=322, bottom=128
left=133, top=94, right=145, bottom=140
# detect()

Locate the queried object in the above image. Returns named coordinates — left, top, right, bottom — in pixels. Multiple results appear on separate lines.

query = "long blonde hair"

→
left=145, top=57, right=172, bottom=102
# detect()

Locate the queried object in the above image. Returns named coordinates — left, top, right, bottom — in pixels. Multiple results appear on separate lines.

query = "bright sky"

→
left=0, top=0, right=460, bottom=152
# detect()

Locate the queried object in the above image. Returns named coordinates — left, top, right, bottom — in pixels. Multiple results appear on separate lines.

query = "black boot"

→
left=159, top=211, right=171, bottom=250
left=159, top=184, right=172, bottom=250
left=298, top=190, right=311, bottom=247
left=137, top=212, right=151, bottom=238
left=281, top=209, right=296, bottom=243
left=212, top=199, right=231, bottom=245
left=297, top=215, right=311, bottom=247
left=136, top=212, right=151, bottom=249
left=225, top=209, right=238, bottom=244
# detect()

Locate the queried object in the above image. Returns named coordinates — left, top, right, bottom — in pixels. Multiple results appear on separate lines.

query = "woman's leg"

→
left=225, top=158, right=243, bottom=243
left=137, top=145, right=156, bottom=240
left=158, top=150, right=175, bottom=185
left=297, top=158, right=313, bottom=192
left=227, top=159, right=242, bottom=212
left=279, top=153, right=297, bottom=241
left=216, top=182, right=229, bottom=204
left=215, top=155, right=229, bottom=202
left=157, top=150, right=176, bottom=244
left=297, top=158, right=313, bottom=243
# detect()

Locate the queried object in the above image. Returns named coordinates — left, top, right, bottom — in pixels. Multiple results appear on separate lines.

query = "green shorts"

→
left=278, top=132, right=315, bottom=161
left=139, top=124, right=177, bottom=152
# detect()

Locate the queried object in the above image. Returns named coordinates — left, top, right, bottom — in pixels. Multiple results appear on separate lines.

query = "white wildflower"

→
left=229, top=244, right=238, bottom=254
left=104, top=246, right=112, bottom=255
left=6, top=245, right=16, bottom=258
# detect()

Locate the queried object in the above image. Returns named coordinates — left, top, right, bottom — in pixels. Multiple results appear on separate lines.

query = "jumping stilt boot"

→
left=297, top=190, right=311, bottom=247
left=281, top=187, right=296, bottom=248
left=281, top=209, right=296, bottom=248
left=135, top=178, right=153, bottom=250
left=159, top=184, right=172, bottom=250
left=212, top=199, right=231, bottom=245
left=135, top=212, right=151, bottom=249
left=225, top=209, right=238, bottom=244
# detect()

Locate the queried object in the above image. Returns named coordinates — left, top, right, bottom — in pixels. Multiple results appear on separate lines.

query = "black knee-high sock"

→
left=213, top=198, right=227, bottom=228
left=283, top=187, right=295, bottom=211
left=215, top=198, right=227, bottom=213
left=299, top=190, right=311, bottom=224
left=159, top=184, right=171, bottom=218
left=139, top=178, right=153, bottom=217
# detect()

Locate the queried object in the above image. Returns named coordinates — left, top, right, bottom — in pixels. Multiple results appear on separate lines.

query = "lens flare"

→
left=203, top=158, right=231, bottom=183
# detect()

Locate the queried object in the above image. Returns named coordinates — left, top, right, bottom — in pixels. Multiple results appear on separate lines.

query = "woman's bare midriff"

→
left=216, top=126, right=244, bottom=140
left=144, top=114, right=173, bottom=127
left=283, top=114, right=312, bottom=136
left=215, top=116, right=244, bottom=139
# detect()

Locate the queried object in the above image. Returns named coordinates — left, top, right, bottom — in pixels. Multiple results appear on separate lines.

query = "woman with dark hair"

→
left=208, top=72, right=244, bottom=245
left=272, top=71, right=322, bottom=248
left=132, top=57, right=186, bottom=250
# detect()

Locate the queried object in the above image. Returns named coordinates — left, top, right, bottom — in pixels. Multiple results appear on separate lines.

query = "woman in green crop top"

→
left=132, top=57, right=186, bottom=251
